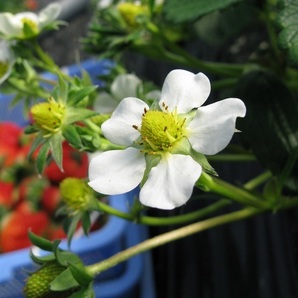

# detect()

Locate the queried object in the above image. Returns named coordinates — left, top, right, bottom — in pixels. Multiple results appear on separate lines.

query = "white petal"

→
left=160, top=69, right=211, bottom=113
left=111, top=74, right=141, bottom=100
left=102, top=97, right=148, bottom=146
left=88, top=147, right=145, bottom=195
left=140, top=154, right=202, bottom=210
left=0, top=13, right=23, bottom=36
left=38, top=3, right=61, bottom=27
left=187, top=98, right=246, bottom=155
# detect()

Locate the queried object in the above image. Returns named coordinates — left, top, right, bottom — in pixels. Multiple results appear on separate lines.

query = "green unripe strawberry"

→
left=24, top=261, right=68, bottom=298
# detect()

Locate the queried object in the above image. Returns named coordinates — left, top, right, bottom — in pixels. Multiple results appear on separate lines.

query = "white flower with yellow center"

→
left=88, top=69, right=246, bottom=210
left=0, top=3, right=61, bottom=39
left=0, top=40, right=15, bottom=85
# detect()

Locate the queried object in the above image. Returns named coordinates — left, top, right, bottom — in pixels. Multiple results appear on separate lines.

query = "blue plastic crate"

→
left=0, top=192, right=155, bottom=298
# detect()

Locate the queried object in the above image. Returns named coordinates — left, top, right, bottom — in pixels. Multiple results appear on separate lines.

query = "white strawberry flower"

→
left=88, top=69, right=246, bottom=210
left=0, top=3, right=61, bottom=39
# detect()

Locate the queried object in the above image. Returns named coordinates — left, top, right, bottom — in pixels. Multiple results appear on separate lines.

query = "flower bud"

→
left=118, top=3, right=149, bottom=28
left=60, top=178, right=95, bottom=212
left=31, top=97, right=65, bottom=136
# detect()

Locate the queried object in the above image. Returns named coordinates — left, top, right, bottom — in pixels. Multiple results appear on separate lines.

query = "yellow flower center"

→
left=138, top=105, right=186, bottom=153
left=118, top=3, right=149, bottom=28
left=31, top=97, right=65, bottom=136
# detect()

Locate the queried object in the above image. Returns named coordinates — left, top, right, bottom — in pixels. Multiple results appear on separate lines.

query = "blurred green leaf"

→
left=193, top=2, right=257, bottom=47
left=277, top=0, right=298, bottom=66
left=164, top=0, right=241, bottom=23
left=236, top=70, right=298, bottom=191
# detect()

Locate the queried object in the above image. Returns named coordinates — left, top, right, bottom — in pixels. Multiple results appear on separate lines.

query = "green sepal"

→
left=63, top=212, right=82, bottom=246
left=22, top=22, right=37, bottom=38
left=57, top=74, right=69, bottom=104
left=27, top=131, right=46, bottom=158
left=68, top=86, right=98, bottom=106
left=81, top=211, right=92, bottom=236
left=24, top=124, right=39, bottom=134
left=50, top=268, right=79, bottom=291
left=140, top=154, right=161, bottom=187
left=62, top=125, right=84, bottom=149
left=30, top=250, right=56, bottom=265
left=68, top=284, right=95, bottom=298
left=65, top=107, right=97, bottom=124
left=53, top=242, right=83, bottom=268
left=191, top=149, right=218, bottom=176
left=28, top=231, right=54, bottom=251
left=68, top=262, right=94, bottom=286
left=36, top=140, right=50, bottom=175
left=49, top=133, right=63, bottom=171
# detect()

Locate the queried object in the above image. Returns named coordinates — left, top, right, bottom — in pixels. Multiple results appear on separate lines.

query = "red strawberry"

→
left=45, top=142, right=88, bottom=183
left=41, top=185, right=61, bottom=215
left=0, top=181, right=16, bottom=208
left=0, top=209, right=50, bottom=252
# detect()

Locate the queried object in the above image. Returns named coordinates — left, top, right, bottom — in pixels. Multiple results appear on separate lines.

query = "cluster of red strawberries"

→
left=0, top=122, right=88, bottom=253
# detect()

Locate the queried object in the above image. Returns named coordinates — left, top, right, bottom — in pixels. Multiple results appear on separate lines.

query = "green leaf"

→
left=164, top=0, right=241, bottom=23
left=68, top=263, right=93, bottom=287
left=277, top=0, right=298, bottom=66
left=236, top=70, right=298, bottom=191
left=28, top=231, right=54, bottom=251
left=193, top=2, right=257, bottom=47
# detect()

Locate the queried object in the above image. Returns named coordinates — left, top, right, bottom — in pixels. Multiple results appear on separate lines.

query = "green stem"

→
left=276, top=147, right=298, bottom=196
left=261, top=1, right=280, bottom=66
left=244, top=171, right=272, bottom=190
left=97, top=198, right=231, bottom=226
left=198, top=172, right=269, bottom=209
left=161, top=38, right=245, bottom=77
left=207, top=154, right=256, bottom=162
left=86, top=206, right=262, bottom=277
